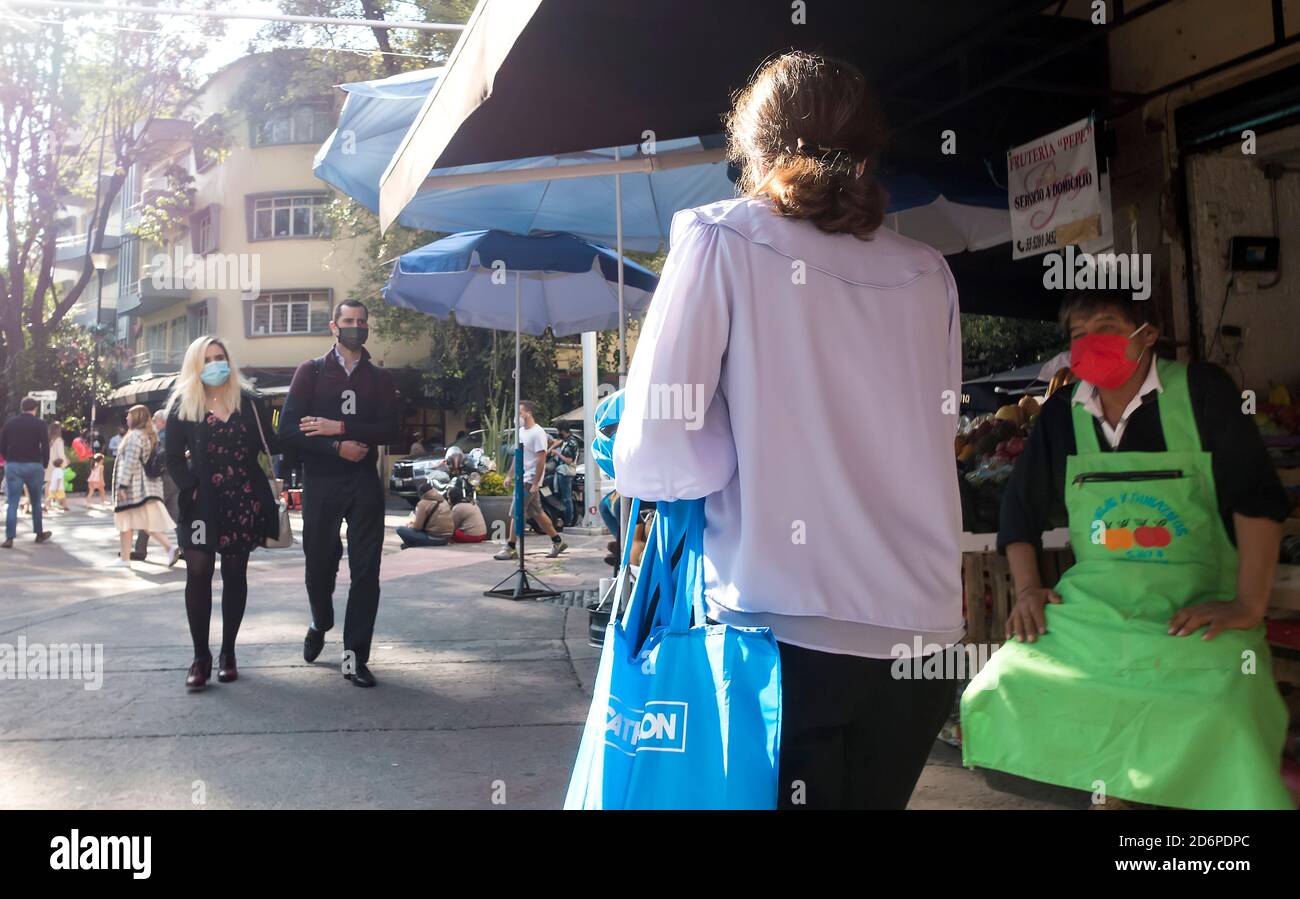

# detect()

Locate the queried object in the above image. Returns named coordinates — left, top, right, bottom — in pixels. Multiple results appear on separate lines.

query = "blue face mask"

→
left=200, top=360, right=230, bottom=386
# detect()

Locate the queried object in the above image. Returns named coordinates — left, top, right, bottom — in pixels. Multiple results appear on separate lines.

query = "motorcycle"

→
left=533, top=456, right=584, bottom=532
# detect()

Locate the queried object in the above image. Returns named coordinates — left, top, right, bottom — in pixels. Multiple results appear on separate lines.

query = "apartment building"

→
left=102, top=53, right=430, bottom=435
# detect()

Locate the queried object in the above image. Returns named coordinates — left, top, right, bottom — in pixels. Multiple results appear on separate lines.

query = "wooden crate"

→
left=962, top=546, right=1075, bottom=643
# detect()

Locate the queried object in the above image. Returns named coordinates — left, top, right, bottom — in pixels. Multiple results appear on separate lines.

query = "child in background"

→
left=86, top=453, right=107, bottom=505
left=47, top=458, right=69, bottom=511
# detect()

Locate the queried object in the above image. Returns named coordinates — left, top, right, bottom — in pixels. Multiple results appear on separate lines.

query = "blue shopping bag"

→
left=564, top=498, right=782, bottom=809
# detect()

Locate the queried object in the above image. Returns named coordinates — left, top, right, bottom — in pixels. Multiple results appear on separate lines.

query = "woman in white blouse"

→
left=613, top=52, right=965, bottom=809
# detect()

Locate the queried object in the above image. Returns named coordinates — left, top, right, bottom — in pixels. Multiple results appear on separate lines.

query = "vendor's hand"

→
left=338, top=440, right=369, bottom=462
left=1007, top=586, right=1062, bottom=643
left=1168, top=600, right=1263, bottom=640
left=300, top=416, right=344, bottom=437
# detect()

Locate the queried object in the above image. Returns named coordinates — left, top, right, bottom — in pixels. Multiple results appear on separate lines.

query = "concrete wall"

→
left=1103, top=0, right=1300, bottom=390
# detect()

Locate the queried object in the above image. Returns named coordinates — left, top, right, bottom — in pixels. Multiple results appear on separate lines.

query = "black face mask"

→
left=336, top=326, right=368, bottom=351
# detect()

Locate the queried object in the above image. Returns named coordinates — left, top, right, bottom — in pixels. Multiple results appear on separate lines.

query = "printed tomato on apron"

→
left=961, top=358, right=1292, bottom=809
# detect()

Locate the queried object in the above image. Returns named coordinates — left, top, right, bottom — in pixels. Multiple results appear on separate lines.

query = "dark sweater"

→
left=0, top=413, right=49, bottom=466
left=277, top=347, right=402, bottom=478
left=998, top=360, right=1289, bottom=553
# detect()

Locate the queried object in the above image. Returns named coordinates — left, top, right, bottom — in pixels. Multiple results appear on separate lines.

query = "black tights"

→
left=184, top=549, right=249, bottom=661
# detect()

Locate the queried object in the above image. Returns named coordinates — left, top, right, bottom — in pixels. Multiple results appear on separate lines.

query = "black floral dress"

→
left=205, top=411, right=264, bottom=555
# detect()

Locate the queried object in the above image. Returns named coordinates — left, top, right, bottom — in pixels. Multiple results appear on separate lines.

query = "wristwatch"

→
left=331, top=439, right=342, bottom=455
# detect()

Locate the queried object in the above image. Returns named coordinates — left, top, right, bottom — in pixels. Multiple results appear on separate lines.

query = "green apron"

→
left=961, top=358, right=1292, bottom=809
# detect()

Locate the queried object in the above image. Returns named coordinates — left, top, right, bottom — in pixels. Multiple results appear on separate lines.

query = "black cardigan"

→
left=166, top=392, right=281, bottom=552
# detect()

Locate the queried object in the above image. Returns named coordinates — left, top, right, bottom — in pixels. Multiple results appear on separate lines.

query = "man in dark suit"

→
left=278, top=299, right=401, bottom=687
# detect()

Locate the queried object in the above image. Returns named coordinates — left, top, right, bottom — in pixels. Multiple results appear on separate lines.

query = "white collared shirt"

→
left=333, top=343, right=358, bottom=377
left=1072, top=356, right=1162, bottom=448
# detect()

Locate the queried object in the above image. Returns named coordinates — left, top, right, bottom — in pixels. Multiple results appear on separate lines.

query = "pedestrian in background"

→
left=108, top=425, right=125, bottom=457
left=86, top=453, right=108, bottom=505
left=43, top=421, right=66, bottom=513
left=1, top=397, right=52, bottom=548
left=166, top=336, right=281, bottom=691
left=133, top=410, right=179, bottom=562
left=110, top=404, right=178, bottom=570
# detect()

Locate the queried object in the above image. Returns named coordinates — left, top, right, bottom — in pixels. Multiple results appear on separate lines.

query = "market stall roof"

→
left=107, top=376, right=176, bottom=408
left=380, top=0, right=1110, bottom=230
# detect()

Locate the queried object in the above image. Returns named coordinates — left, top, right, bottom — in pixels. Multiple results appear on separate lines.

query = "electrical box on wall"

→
left=1229, top=236, right=1280, bottom=272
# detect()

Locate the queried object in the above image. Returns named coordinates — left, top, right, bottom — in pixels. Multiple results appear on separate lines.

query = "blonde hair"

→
left=726, top=51, right=888, bottom=240
left=166, top=336, right=250, bottom=422
left=127, top=404, right=158, bottom=453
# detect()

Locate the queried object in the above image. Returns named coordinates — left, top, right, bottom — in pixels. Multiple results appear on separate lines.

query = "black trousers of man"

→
left=776, top=641, right=956, bottom=810
left=301, top=469, right=386, bottom=667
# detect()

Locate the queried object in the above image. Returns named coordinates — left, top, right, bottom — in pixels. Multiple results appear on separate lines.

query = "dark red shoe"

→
left=186, top=658, right=211, bottom=691
left=216, top=653, right=237, bottom=683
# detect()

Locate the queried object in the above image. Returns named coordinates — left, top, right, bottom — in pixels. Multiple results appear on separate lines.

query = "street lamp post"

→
left=90, top=251, right=110, bottom=451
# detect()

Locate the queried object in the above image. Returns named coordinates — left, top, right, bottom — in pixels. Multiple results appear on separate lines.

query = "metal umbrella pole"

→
left=486, top=270, right=559, bottom=601
left=614, top=147, right=634, bottom=571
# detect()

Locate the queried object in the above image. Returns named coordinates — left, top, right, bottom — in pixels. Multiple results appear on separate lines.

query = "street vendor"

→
left=961, top=289, right=1294, bottom=809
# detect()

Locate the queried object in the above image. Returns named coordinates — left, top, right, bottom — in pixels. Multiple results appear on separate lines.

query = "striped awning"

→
left=107, top=375, right=177, bottom=407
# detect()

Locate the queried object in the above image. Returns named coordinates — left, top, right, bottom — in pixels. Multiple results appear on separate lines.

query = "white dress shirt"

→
left=1071, top=356, right=1162, bottom=448
left=614, top=197, right=965, bottom=658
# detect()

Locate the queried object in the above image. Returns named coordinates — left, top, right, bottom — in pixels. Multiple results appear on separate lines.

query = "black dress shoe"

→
left=35, top=531, right=52, bottom=543
left=344, top=663, right=376, bottom=688
left=129, top=551, right=146, bottom=561
left=303, top=626, right=325, bottom=663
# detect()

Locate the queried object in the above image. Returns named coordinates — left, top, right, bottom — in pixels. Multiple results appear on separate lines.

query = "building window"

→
left=249, top=194, right=330, bottom=240
left=254, top=104, right=333, bottom=146
left=191, top=205, right=219, bottom=255
left=188, top=303, right=209, bottom=342
left=249, top=291, right=332, bottom=336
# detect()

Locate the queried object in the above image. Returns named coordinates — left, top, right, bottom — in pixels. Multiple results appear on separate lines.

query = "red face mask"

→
left=1070, top=324, right=1147, bottom=390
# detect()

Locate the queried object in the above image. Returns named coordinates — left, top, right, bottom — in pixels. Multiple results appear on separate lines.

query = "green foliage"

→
left=960, top=314, right=1067, bottom=381
left=132, top=162, right=196, bottom=246
left=477, top=471, right=509, bottom=497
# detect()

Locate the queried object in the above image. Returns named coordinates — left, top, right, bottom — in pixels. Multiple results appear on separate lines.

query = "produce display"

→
left=956, top=395, right=1042, bottom=534
left=956, top=395, right=1040, bottom=486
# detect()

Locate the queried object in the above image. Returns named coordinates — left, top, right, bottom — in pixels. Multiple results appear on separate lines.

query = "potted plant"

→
left=476, top=470, right=514, bottom=540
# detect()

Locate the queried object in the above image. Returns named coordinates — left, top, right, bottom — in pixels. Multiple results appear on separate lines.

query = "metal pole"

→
left=581, top=331, right=600, bottom=528
left=613, top=145, right=633, bottom=564
left=514, top=270, right=524, bottom=567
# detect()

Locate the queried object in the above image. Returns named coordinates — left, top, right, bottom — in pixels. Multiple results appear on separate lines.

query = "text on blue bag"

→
left=606, top=696, right=689, bottom=756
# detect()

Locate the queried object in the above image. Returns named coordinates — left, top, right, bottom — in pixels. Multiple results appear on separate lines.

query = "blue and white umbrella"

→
left=382, top=229, right=659, bottom=599
left=314, top=67, right=734, bottom=253
left=382, top=229, right=657, bottom=336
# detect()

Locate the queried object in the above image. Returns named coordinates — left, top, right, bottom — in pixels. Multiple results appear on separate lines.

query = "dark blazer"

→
left=277, top=347, right=402, bottom=478
left=167, top=391, right=281, bottom=552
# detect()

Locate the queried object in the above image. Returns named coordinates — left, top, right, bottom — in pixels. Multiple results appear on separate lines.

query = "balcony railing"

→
left=114, top=348, right=184, bottom=382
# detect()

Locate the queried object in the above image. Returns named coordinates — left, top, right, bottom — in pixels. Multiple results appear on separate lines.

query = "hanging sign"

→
left=1008, top=117, right=1102, bottom=259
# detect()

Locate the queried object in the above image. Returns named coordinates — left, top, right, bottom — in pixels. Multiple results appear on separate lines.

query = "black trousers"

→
left=776, top=640, right=956, bottom=809
left=301, top=469, right=386, bottom=666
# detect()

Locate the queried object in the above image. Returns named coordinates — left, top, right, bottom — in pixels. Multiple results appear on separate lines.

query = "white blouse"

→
left=614, top=197, right=966, bottom=657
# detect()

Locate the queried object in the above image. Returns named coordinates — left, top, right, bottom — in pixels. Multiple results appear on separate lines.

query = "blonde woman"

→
left=166, top=336, right=280, bottom=691
left=110, top=405, right=178, bottom=568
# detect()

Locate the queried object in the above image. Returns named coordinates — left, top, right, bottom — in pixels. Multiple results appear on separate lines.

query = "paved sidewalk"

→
left=0, top=499, right=1071, bottom=809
